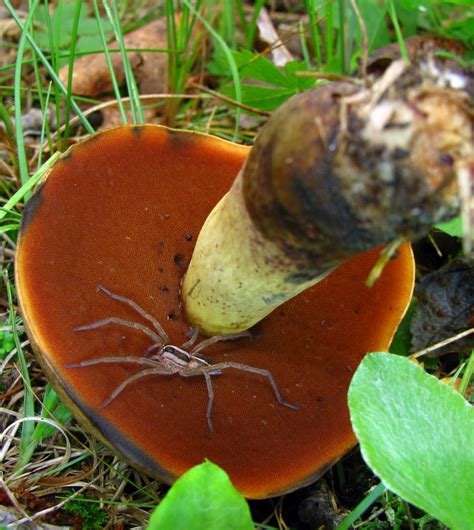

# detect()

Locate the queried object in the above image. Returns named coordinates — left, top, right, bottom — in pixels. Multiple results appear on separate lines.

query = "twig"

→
left=193, top=83, right=271, bottom=117
left=411, top=328, right=474, bottom=358
left=2, top=231, right=17, bottom=249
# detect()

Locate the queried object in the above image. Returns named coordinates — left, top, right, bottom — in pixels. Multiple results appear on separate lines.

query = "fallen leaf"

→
left=59, top=18, right=169, bottom=97
left=411, top=257, right=474, bottom=355
left=257, top=7, right=293, bottom=67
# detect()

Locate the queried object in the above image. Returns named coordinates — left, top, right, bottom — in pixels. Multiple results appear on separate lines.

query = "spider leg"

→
left=97, top=285, right=170, bottom=344
left=101, top=366, right=175, bottom=408
left=180, top=327, right=200, bottom=350
left=178, top=366, right=217, bottom=432
left=203, top=371, right=215, bottom=433
left=74, top=317, right=163, bottom=344
left=144, top=342, right=162, bottom=358
left=191, top=330, right=252, bottom=354
left=208, top=362, right=299, bottom=410
left=66, top=356, right=160, bottom=369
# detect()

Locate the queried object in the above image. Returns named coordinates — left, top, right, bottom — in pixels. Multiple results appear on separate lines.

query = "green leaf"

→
left=224, top=84, right=295, bottom=112
left=74, top=35, right=105, bottom=54
left=283, top=61, right=317, bottom=90
left=78, top=16, right=113, bottom=36
left=33, top=0, right=113, bottom=53
left=446, top=16, right=474, bottom=44
left=357, top=0, right=391, bottom=52
left=147, top=461, right=253, bottom=530
left=0, top=329, right=15, bottom=357
left=389, top=299, right=416, bottom=356
left=232, top=50, right=290, bottom=87
left=208, top=49, right=293, bottom=88
left=436, top=215, right=462, bottom=238
left=348, top=352, right=474, bottom=530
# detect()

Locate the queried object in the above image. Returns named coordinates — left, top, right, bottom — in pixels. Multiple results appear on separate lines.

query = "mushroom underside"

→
left=16, top=125, right=414, bottom=498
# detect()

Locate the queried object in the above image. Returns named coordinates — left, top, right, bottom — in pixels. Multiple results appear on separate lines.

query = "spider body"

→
left=68, top=285, right=298, bottom=432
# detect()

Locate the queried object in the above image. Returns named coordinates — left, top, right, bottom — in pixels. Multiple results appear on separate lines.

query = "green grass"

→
left=0, top=0, right=472, bottom=528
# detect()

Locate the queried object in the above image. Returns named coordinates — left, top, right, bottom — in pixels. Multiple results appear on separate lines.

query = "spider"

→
left=67, top=285, right=299, bottom=432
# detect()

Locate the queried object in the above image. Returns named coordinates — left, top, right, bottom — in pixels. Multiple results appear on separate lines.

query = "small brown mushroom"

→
left=15, top=57, right=471, bottom=498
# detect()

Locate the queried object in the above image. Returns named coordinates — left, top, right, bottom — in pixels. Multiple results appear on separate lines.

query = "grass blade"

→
left=37, top=83, right=53, bottom=169
left=63, top=0, right=84, bottom=146
left=0, top=152, right=61, bottom=222
left=4, top=271, right=35, bottom=471
left=14, top=0, right=40, bottom=186
left=305, top=0, right=322, bottom=69
left=459, top=351, right=473, bottom=397
left=387, top=0, right=409, bottom=62
left=244, top=0, right=266, bottom=51
left=92, top=0, right=128, bottom=123
left=101, top=0, right=144, bottom=124
left=182, top=0, right=242, bottom=139
left=4, top=0, right=95, bottom=135
left=335, top=482, right=386, bottom=530
left=338, top=0, right=346, bottom=74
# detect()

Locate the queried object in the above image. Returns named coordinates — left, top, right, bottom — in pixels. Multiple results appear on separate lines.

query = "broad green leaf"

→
left=349, top=352, right=474, bottom=530
left=0, top=329, right=15, bottom=357
left=33, top=0, right=113, bottom=53
left=231, top=50, right=290, bottom=87
left=283, top=62, right=317, bottom=90
left=357, top=0, right=390, bottom=51
left=78, top=17, right=113, bottom=36
left=208, top=49, right=294, bottom=88
left=446, top=16, right=474, bottom=44
left=75, top=35, right=107, bottom=54
left=436, top=216, right=462, bottom=238
left=223, top=84, right=295, bottom=112
left=147, top=461, right=253, bottom=530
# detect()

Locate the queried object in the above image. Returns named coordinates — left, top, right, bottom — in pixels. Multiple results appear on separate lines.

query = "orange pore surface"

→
left=16, top=125, right=414, bottom=498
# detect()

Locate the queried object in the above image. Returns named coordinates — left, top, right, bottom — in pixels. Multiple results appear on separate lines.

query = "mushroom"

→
left=15, top=58, right=471, bottom=498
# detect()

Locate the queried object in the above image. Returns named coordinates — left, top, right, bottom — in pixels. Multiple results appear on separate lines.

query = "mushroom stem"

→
left=183, top=58, right=473, bottom=335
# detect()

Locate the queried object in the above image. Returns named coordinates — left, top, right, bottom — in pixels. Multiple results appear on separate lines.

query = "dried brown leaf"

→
left=411, top=257, right=474, bottom=356
left=59, top=18, right=168, bottom=97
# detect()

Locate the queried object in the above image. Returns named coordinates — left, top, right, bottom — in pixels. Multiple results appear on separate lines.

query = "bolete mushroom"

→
left=15, top=58, right=471, bottom=498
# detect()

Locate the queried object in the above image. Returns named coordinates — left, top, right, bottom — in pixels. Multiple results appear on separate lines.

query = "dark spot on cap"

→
left=173, top=254, right=185, bottom=267
left=185, top=233, right=193, bottom=241
left=131, top=126, right=144, bottom=137
left=20, top=182, right=45, bottom=232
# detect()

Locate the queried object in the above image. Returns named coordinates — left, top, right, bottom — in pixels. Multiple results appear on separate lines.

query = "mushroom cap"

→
left=16, top=125, right=414, bottom=498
